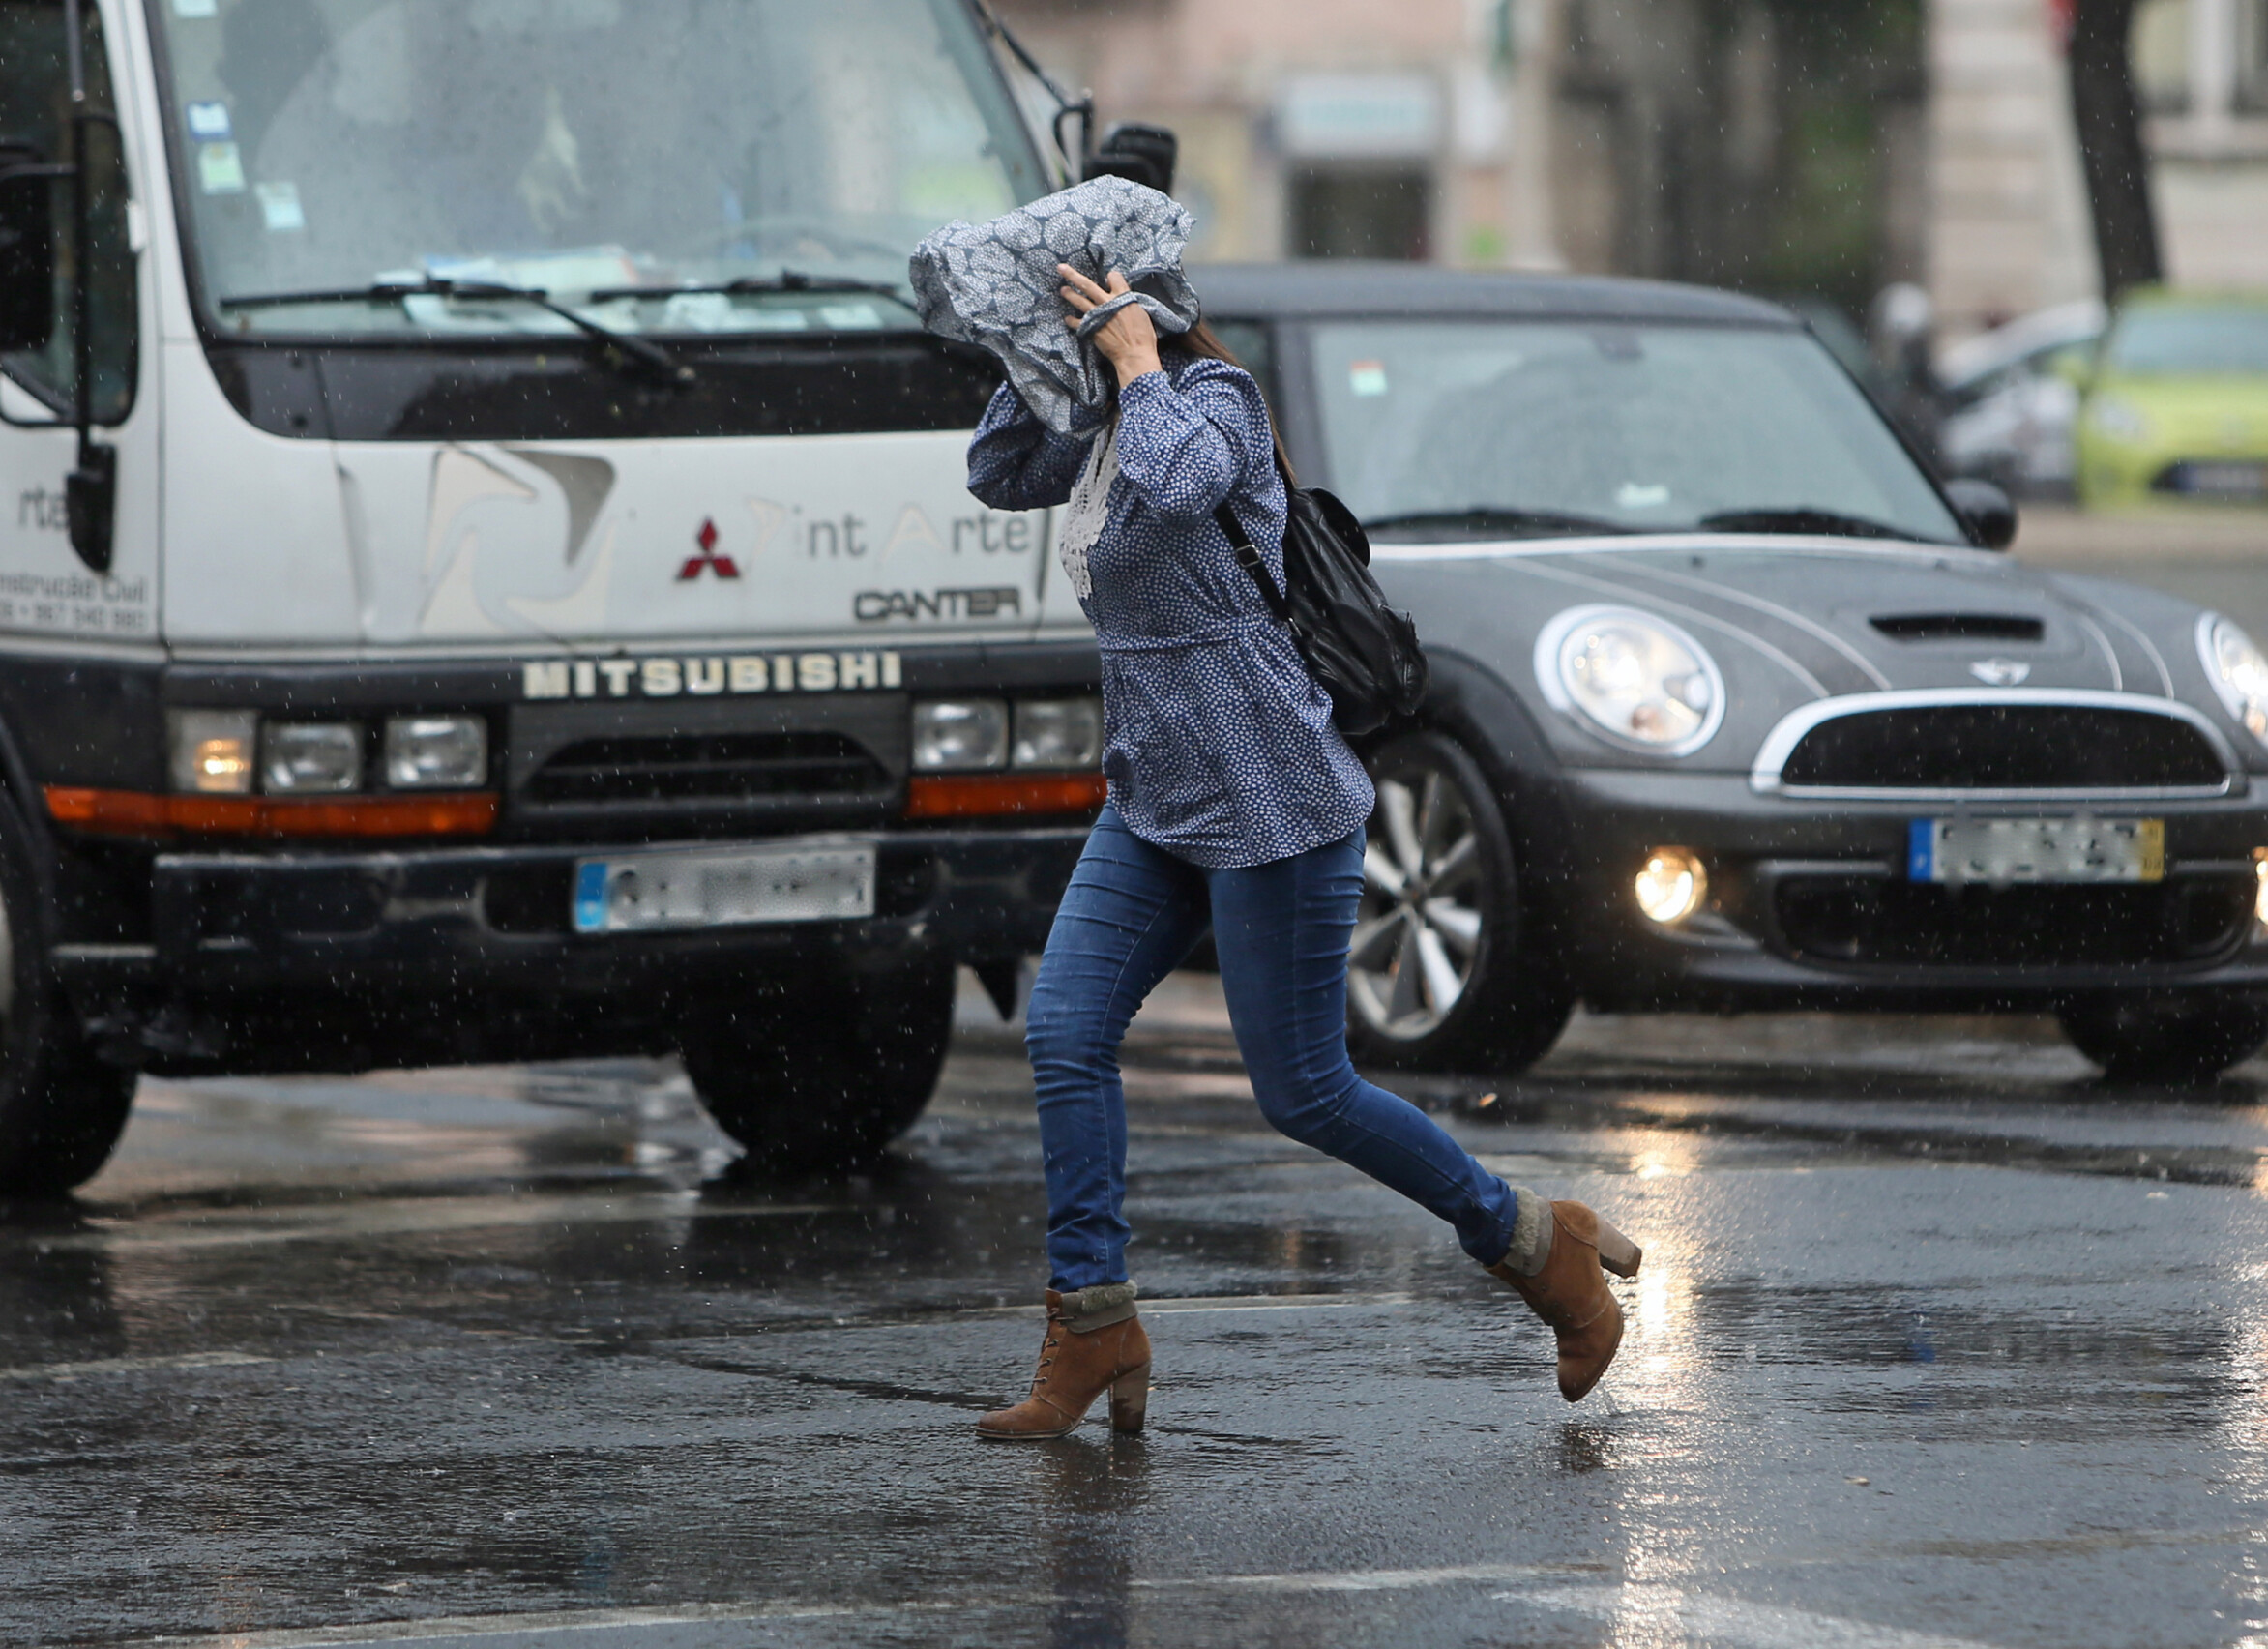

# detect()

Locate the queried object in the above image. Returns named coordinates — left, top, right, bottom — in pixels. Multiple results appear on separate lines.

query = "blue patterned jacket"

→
left=967, top=354, right=1374, bottom=869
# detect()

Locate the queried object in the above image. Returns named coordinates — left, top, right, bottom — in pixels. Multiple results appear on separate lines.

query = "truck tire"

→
left=681, top=952, right=957, bottom=1177
left=2057, top=991, right=2268, bottom=1085
left=1346, top=731, right=1572, bottom=1075
left=0, top=803, right=135, bottom=1197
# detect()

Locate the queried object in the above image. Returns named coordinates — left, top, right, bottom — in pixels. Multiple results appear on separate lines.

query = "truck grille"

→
left=1775, top=704, right=2227, bottom=792
left=525, top=731, right=891, bottom=804
left=1775, top=874, right=2252, bottom=967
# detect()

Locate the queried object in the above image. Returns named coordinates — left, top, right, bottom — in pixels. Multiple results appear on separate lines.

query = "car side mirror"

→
left=0, top=148, right=57, bottom=354
left=1944, top=478, right=2018, bottom=551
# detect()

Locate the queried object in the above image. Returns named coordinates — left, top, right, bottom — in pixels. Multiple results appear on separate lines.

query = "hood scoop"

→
left=1870, top=612, right=2046, bottom=644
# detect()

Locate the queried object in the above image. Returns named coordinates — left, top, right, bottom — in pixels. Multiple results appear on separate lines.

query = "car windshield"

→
left=2106, top=306, right=2268, bottom=374
left=1309, top=320, right=1965, bottom=544
left=151, top=0, right=1046, bottom=339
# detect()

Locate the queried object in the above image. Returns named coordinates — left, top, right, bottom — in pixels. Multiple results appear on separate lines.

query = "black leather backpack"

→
left=1215, top=472, right=1428, bottom=737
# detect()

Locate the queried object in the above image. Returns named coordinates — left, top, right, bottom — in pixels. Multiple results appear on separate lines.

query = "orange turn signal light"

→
left=903, top=772, right=1107, bottom=820
left=44, top=786, right=499, bottom=839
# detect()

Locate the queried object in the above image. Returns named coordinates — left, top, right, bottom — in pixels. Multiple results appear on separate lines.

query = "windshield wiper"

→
left=1363, top=507, right=1634, bottom=540
left=218, top=279, right=694, bottom=384
left=586, top=269, right=910, bottom=305
left=1697, top=507, right=1929, bottom=542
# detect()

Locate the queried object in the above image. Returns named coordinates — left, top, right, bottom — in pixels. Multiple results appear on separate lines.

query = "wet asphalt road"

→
left=8, top=977, right=2268, bottom=1649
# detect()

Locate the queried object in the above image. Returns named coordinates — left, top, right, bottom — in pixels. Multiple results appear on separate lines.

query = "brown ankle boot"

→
left=1488, top=1201, right=1642, bottom=1402
left=976, top=1283, right=1151, bottom=1441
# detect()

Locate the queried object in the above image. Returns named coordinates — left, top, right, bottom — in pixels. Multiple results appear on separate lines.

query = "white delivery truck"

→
left=0, top=0, right=1114, bottom=1192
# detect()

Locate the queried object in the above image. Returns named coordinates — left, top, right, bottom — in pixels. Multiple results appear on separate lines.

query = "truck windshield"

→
left=1310, top=320, right=1965, bottom=545
left=150, top=0, right=1046, bottom=339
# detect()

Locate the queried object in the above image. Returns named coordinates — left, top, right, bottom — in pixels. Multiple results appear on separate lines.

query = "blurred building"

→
left=1930, top=0, right=2268, bottom=340
left=992, top=0, right=1927, bottom=319
left=993, top=0, right=2268, bottom=340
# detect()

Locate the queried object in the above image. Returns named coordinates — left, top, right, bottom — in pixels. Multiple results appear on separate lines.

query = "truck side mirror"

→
left=1944, top=477, right=2018, bottom=551
left=1084, top=124, right=1179, bottom=194
left=0, top=149, right=58, bottom=354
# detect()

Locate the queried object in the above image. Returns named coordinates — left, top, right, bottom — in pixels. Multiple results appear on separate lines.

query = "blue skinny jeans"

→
left=1025, top=806, right=1519, bottom=1290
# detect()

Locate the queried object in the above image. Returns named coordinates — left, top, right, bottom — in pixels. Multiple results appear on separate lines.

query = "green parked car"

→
left=2077, top=290, right=2268, bottom=509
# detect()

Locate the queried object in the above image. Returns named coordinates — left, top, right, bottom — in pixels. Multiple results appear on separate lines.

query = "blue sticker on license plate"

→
left=1906, top=818, right=1935, bottom=882
left=572, top=860, right=610, bottom=933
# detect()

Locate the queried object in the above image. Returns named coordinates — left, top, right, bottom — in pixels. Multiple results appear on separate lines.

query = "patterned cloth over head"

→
left=909, top=176, right=1200, bottom=436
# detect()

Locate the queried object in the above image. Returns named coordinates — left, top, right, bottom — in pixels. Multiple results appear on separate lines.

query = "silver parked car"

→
left=1936, top=300, right=2106, bottom=498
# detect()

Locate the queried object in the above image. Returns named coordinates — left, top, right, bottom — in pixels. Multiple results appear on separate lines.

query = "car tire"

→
left=2057, top=992, right=2268, bottom=1085
left=1346, top=731, right=1571, bottom=1074
left=680, top=951, right=956, bottom=1177
left=0, top=795, right=135, bottom=1197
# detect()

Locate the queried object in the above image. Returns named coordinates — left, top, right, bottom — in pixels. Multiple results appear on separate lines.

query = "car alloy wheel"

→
left=1352, top=765, right=1484, bottom=1041
left=1346, top=732, right=1571, bottom=1074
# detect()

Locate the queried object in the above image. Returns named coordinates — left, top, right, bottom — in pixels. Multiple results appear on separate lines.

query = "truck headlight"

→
left=168, top=710, right=258, bottom=795
left=385, top=716, right=488, bottom=789
left=912, top=699, right=1009, bottom=771
left=1013, top=699, right=1103, bottom=769
left=262, top=722, right=364, bottom=794
left=2200, top=613, right=2268, bottom=745
left=1535, top=604, right=1723, bottom=755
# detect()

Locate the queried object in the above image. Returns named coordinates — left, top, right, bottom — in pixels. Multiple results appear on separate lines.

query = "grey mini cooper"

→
left=1195, top=263, right=2268, bottom=1084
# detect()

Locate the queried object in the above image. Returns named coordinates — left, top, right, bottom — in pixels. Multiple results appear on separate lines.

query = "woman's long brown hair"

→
left=1117, top=318, right=1298, bottom=486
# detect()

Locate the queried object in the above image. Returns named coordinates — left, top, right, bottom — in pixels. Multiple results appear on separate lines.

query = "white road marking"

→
left=138, top=1566, right=1601, bottom=1648
left=1512, top=1583, right=2000, bottom=1649
left=1141, top=1292, right=1412, bottom=1316
left=1139, top=1560, right=1604, bottom=1592
left=0, top=1350, right=269, bottom=1382
left=30, top=1194, right=848, bottom=1254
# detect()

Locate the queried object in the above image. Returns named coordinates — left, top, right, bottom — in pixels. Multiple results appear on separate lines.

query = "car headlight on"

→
left=2199, top=612, right=2268, bottom=744
left=911, top=699, right=1010, bottom=771
left=385, top=716, right=488, bottom=789
left=1012, top=699, right=1103, bottom=770
left=2091, top=395, right=2150, bottom=442
left=167, top=709, right=257, bottom=795
left=1535, top=604, right=1724, bottom=755
left=261, top=722, right=364, bottom=794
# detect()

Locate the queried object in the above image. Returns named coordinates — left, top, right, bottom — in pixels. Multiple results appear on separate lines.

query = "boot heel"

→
left=1593, top=1216, right=1643, bottom=1279
left=1108, top=1363, right=1150, bottom=1433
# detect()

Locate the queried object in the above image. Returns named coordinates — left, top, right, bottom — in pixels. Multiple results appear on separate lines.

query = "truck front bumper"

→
left=49, top=826, right=1089, bottom=1069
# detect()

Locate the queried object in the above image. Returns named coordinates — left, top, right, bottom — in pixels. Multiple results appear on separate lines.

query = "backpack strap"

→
left=1216, top=501, right=1294, bottom=624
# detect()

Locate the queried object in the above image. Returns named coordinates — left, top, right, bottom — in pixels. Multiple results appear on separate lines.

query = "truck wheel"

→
left=1347, top=731, right=1571, bottom=1075
left=0, top=810, right=135, bottom=1197
left=681, top=953, right=957, bottom=1177
left=2057, top=992, right=2268, bottom=1084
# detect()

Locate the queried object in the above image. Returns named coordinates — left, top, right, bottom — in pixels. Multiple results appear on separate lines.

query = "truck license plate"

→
left=572, top=843, right=875, bottom=933
left=1907, top=817, right=2164, bottom=885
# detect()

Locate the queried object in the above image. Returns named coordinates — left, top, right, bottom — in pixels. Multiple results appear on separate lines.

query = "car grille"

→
left=1774, top=874, right=2253, bottom=967
left=1775, top=704, right=2227, bottom=792
left=524, top=731, right=892, bottom=804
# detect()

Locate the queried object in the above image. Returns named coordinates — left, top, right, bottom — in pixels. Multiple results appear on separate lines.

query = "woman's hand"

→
left=1059, top=264, right=1162, bottom=389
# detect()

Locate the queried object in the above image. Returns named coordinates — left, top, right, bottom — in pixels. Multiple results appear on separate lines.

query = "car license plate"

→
left=571, top=842, right=875, bottom=933
left=1906, top=817, right=2164, bottom=885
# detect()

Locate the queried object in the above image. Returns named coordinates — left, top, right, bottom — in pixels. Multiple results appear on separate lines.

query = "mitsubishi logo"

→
left=1970, top=657, right=2031, bottom=687
left=677, top=517, right=741, bottom=581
